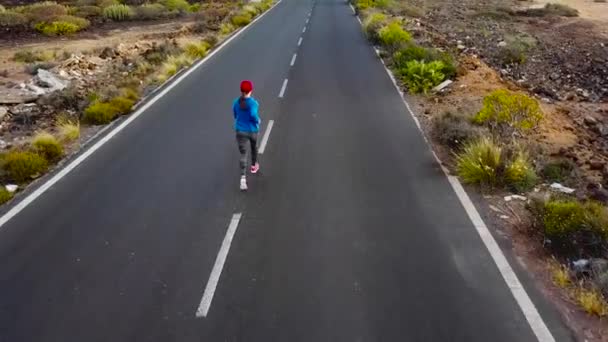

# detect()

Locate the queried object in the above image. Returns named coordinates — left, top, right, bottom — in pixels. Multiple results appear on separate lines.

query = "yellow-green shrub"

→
left=504, top=150, right=537, bottom=192
left=185, top=41, right=210, bottom=59
left=231, top=13, right=251, bottom=27
left=156, top=54, right=193, bottom=82
left=54, top=15, right=89, bottom=29
left=220, top=22, right=235, bottom=34
left=0, top=187, right=13, bottom=205
left=83, top=101, right=119, bottom=124
left=57, top=117, right=80, bottom=142
left=160, top=0, right=189, bottom=12
left=355, top=0, right=390, bottom=11
left=109, top=96, right=135, bottom=114
left=543, top=200, right=585, bottom=239
left=35, top=20, right=80, bottom=35
left=399, top=60, right=445, bottom=94
left=576, top=287, right=607, bottom=316
left=0, top=5, right=5, bottom=12
left=363, top=12, right=386, bottom=43
left=103, top=4, right=133, bottom=21
left=377, top=21, right=411, bottom=51
left=473, top=89, right=543, bottom=137
left=31, top=131, right=64, bottom=162
left=3, top=151, right=48, bottom=183
left=456, top=137, right=502, bottom=186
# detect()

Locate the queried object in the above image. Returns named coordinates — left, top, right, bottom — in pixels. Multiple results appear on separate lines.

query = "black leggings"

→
left=236, top=131, right=258, bottom=176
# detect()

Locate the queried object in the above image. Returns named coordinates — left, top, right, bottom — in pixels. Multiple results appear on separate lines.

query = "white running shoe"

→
left=240, top=176, right=248, bottom=191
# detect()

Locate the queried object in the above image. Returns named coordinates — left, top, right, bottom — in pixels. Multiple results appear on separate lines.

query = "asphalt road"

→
left=0, top=0, right=577, bottom=341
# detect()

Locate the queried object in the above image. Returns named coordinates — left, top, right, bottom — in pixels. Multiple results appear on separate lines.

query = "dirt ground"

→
left=532, top=0, right=608, bottom=27
left=389, top=0, right=608, bottom=338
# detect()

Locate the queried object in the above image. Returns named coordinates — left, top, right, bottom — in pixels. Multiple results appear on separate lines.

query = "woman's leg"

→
left=236, top=132, right=248, bottom=176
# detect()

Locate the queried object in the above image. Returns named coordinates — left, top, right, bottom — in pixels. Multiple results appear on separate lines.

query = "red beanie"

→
left=240, top=80, right=253, bottom=93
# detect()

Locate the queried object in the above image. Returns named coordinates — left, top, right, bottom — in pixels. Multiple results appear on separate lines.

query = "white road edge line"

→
left=352, top=10, right=556, bottom=342
left=306, top=18, right=310, bottom=24
left=258, top=120, right=274, bottom=155
left=290, top=53, right=297, bottom=66
left=278, top=79, right=288, bottom=98
left=0, top=0, right=283, bottom=232
left=196, top=213, right=243, bottom=318
left=302, top=26, right=307, bottom=33
left=350, top=3, right=356, bottom=14
left=298, top=37, right=303, bottom=46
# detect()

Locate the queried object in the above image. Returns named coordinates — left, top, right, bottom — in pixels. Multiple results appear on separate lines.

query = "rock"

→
left=432, top=80, right=453, bottom=92
left=589, top=160, right=606, bottom=170
left=592, top=123, right=608, bottom=136
left=572, top=259, right=590, bottom=275
left=504, top=195, right=527, bottom=202
left=595, top=271, right=608, bottom=297
left=590, top=187, right=608, bottom=203
left=498, top=41, right=507, bottom=47
left=550, top=183, right=575, bottom=194
left=0, top=106, right=7, bottom=120
left=99, top=47, right=117, bottom=59
left=584, top=116, right=598, bottom=126
left=35, top=69, right=68, bottom=91
left=457, top=43, right=466, bottom=50
left=591, top=258, right=608, bottom=275
left=4, top=184, right=17, bottom=193
left=0, top=88, right=39, bottom=104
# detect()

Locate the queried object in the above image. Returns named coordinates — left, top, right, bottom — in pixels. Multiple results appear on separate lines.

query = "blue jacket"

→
left=233, top=97, right=261, bottom=133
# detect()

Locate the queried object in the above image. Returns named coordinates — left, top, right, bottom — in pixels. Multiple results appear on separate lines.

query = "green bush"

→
left=189, top=3, right=201, bottom=13
left=394, top=44, right=456, bottom=78
left=543, top=200, right=585, bottom=239
left=135, top=3, right=167, bottom=20
left=231, top=13, right=251, bottom=27
left=355, top=0, right=391, bottom=11
left=456, top=137, right=502, bottom=186
left=363, top=12, right=386, bottom=43
left=103, top=4, right=133, bottom=21
left=537, top=199, right=608, bottom=254
left=35, top=21, right=80, bottom=35
left=399, top=60, right=445, bottom=94
left=31, top=131, right=64, bottom=162
left=73, top=5, right=102, bottom=18
left=24, top=2, right=67, bottom=23
left=160, top=0, right=189, bottom=12
left=504, top=150, right=537, bottom=192
left=83, top=101, right=119, bottom=124
left=3, top=151, right=48, bottom=183
left=473, top=89, right=543, bottom=138
left=542, top=160, right=575, bottom=183
left=378, top=21, right=411, bottom=51
left=0, top=187, right=13, bottom=205
left=0, top=11, right=28, bottom=27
